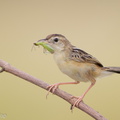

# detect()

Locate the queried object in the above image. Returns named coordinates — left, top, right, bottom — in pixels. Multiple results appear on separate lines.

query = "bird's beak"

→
left=34, top=39, right=54, bottom=53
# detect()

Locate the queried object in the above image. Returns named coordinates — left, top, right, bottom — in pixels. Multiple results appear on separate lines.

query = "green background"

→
left=0, top=0, right=120, bottom=119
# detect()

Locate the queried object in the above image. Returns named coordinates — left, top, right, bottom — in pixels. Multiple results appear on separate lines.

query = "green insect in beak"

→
left=34, top=39, right=54, bottom=54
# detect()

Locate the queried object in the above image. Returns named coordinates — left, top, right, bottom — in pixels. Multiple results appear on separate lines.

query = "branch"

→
left=0, top=59, right=107, bottom=120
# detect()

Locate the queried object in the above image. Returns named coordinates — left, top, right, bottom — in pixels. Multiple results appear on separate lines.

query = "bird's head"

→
left=34, top=34, right=71, bottom=54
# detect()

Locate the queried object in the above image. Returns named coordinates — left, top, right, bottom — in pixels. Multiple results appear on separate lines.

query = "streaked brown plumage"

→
left=35, top=34, right=120, bottom=109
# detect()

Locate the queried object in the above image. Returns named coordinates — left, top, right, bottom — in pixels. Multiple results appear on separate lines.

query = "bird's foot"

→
left=46, top=83, right=59, bottom=99
left=70, top=96, right=84, bottom=110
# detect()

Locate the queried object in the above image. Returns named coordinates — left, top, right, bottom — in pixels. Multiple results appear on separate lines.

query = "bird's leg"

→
left=71, top=82, right=95, bottom=110
left=46, top=81, right=80, bottom=98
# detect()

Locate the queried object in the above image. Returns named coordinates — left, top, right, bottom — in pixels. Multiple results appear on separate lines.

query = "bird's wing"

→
left=69, top=48, right=103, bottom=67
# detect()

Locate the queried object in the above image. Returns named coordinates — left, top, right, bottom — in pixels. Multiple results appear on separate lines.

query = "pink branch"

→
left=0, top=59, right=107, bottom=120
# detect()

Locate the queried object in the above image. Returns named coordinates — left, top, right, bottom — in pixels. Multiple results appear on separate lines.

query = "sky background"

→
left=0, top=0, right=120, bottom=120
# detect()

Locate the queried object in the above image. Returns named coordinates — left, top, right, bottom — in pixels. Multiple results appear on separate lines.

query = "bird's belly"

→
left=53, top=53, right=101, bottom=82
left=56, top=61, right=93, bottom=82
left=62, top=68, right=88, bottom=82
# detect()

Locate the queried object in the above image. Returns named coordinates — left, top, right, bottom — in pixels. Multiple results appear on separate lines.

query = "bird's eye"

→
left=54, top=38, right=59, bottom=42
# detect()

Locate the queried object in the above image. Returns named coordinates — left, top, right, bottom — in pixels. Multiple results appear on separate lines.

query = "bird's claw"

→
left=70, top=96, right=83, bottom=110
left=46, top=84, right=59, bottom=99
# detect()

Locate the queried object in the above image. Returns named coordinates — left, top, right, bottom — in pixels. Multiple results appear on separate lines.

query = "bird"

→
left=34, top=34, right=120, bottom=109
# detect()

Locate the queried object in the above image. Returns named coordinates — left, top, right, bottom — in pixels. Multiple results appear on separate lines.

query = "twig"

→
left=0, top=59, right=107, bottom=120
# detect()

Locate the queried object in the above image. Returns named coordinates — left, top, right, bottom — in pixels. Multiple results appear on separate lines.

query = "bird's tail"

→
left=104, top=67, right=120, bottom=74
